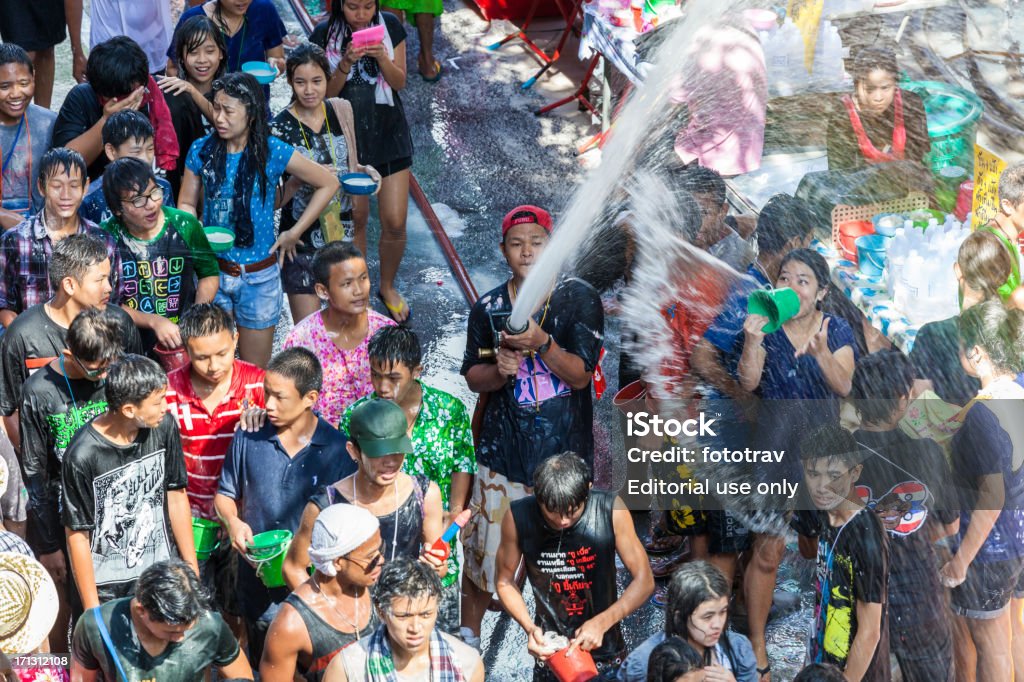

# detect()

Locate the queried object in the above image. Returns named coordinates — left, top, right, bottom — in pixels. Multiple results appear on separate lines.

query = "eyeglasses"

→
left=125, top=186, right=165, bottom=209
left=73, top=355, right=115, bottom=379
left=343, top=542, right=385, bottom=572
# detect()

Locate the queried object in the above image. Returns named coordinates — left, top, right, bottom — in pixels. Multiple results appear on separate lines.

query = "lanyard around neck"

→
left=294, top=102, right=338, bottom=171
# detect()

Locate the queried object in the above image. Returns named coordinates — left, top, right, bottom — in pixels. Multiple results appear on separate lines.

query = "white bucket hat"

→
left=0, top=552, right=58, bottom=655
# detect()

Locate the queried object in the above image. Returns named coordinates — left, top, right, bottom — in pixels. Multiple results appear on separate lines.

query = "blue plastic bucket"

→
left=856, top=234, right=889, bottom=277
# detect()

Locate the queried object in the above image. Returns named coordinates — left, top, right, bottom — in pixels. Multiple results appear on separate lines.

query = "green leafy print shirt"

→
left=341, top=382, right=476, bottom=586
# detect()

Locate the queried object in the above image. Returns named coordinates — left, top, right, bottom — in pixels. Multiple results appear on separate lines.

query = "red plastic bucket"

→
left=153, top=344, right=189, bottom=373
left=613, top=380, right=647, bottom=415
left=955, top=180, right=974, bottom=222
left=837, top=220, right=875, bottom=263
left=546, top=647, right=599, bottom=682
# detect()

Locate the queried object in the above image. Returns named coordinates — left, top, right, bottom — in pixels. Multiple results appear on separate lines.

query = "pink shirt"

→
left=282, top=309, right=396, bottom=426
left=672, top=20, right=767, bottom=176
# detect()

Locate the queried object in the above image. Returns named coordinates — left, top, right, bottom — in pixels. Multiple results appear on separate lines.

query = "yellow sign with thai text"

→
left=972, top=144, right=1007, bottom=229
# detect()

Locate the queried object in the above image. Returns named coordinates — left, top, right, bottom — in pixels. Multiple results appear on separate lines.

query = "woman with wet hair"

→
left=311, top=0, right=414, bottom=323
left=158, top=16, right=226, bottom=198
left=827, top=46, right=930, bottom=171
left=911, top=230, right=1014, bottom=405
left=621, top=561, right=757, bottom=681
left=272, top=43, right=379, bottom=325
left=178, top=73, right=339, bottom=367
left=943, top=300, right=1024, bottom=682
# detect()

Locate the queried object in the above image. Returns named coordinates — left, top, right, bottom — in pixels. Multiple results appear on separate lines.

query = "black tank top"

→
left=325, top=474, right=428, bottom=562
left=510, top=490, right=625, bottom=663
left=284, top=591, right=380, bottom=682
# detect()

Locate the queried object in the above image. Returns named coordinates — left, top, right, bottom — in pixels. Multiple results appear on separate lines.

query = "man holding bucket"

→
left=62, top=354, right=197, bottom=610
left=495, top=452, right=653, bottom=680
left=215, top=347, right=354, bottom=667
left=165, top=303, right=265, bottom=636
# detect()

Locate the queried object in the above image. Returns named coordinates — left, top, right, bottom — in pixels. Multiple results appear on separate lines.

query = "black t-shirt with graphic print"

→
left=21, top=363, right=108, bottom=555
left=62, top=412, right=188, bottom=603
left=795, top=508, right=890, bottom=681
left=0, top=304, right=142, bottom=416
left=271, top=106, right=353, bottom=251
left=461, top=277, right=604, bottom=486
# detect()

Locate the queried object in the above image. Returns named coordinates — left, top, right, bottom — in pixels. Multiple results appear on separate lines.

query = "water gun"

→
left=429, top=509, right=472, bottom=561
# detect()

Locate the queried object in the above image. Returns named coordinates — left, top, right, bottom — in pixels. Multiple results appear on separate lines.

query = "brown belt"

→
left=217, top=254, right=277, bottom=278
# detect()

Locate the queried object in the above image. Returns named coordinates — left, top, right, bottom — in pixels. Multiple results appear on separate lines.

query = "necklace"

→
left=752, top=260, right=773, bottom=288
left=310, top=575, right=366, bottom=637
left=352, top=477, right=399, bottom=562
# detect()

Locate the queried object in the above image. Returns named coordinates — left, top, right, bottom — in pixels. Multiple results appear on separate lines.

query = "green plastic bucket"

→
left=192, top=517, right=221, bottom=561
left=901, top=81, right=984, bottom=176
left=246, top=530, right=293, bottom=588
left=747, top=288, right=800, bottom=334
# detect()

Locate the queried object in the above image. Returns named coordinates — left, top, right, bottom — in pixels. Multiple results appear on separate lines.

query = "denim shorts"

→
left=214, top=264, right=283, bottom=330
left=951, top=558, right=1024, bottom=619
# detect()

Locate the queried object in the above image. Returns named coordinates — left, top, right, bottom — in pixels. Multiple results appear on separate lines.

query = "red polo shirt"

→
left=166, top=360, right=265, bottom=519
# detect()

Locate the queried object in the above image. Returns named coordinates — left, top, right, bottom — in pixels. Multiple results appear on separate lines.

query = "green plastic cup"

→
left=747, top=288, right=800, bottom=334
left=246, top=530, right=293, bottom=588
left=192, top=517, right=221, bottom=561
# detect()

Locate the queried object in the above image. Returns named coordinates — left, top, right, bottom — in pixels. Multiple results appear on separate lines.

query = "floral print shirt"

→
left=282, top=309, right=395, bottom=426
left=341, top=382, right=477, bottom=586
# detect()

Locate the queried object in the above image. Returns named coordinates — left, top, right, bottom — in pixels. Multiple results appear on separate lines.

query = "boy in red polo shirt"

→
left=165, top=302, right=264, bottom=621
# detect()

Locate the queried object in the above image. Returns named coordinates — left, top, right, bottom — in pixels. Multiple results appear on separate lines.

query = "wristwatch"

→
left=536, top=334, right=553, bottom=356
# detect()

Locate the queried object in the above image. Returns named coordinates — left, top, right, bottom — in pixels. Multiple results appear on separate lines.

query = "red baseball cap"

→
left=501, top=205, right=553, bottom=237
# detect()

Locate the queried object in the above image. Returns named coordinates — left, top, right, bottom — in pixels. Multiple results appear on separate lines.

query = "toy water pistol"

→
left=429, top=509, right=472, bottom=561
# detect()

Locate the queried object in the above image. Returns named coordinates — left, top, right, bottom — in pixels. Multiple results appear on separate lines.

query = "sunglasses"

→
left=73, top=355, right=115, bottom=379
left=343, top=542, right=385, bottom=572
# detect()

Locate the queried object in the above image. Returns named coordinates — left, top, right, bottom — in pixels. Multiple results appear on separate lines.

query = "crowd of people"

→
left=0, top=1, right=1021, bottom=682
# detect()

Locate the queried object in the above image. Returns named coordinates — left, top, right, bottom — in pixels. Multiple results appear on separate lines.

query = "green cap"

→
left=348, top=399, right=413, bottom=458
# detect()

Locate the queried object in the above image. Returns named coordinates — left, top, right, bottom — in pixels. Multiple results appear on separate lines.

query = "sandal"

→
left=377, top=290, right=411, bottom=324
left=756, top=664, right=771, bottom=682
left=643, top=522, right=684, bottom=555
left=420, top=59, right=442, bottom=82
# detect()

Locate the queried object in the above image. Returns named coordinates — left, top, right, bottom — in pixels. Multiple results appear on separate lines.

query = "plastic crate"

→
left=831, top=192, right=929, bottom=249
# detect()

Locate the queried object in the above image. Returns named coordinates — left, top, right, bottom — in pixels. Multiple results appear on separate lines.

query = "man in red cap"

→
left=458, top=205, right=604, bottom=647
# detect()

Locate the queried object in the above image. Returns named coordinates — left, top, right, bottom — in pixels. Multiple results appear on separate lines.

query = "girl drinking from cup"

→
left=312, top=0, right=414, bottom=323
left=178, top=72, right=339, bottom=367
left=158, top=16, right=226, bottom=198
left=272, top=43, right=380, bottom=325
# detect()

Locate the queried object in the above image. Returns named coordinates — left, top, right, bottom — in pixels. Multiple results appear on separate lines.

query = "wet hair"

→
left=267, top=347, right=323, bottom=396
left=677, top=165, right=726, bottom=206
left=779, top=248, right=831, bottom=291
left=105, top=354, right=167, bottom=411
left=799, top=423, right=864, bottom=469
left=850, top=350, right=915, bottom=425
left=48, top=233, right=109, bottom=291
left=372, top=556, right=442, bottom=617
left=286, top=43, right=332, bottom=86
left=664, top=561, right=739, bottom=670
left=756, top=194, right=815, bottom=255
left=209, top=73, right=272, bottom=200
left=312, top=241, right=364, bottom=286
left=37, top=148, right=87, bottom=189
left=67, top=309, right=123, bottom=364
left=850, top=46, right=899, bottom=86
left=958, top=230, right=1014, bottom=299
left=102, top=110, right=154, bottom=149
left=325, top=0, right=381, bottom=57
left=645, top=636, right=703, bottom=682
left=368, top=325, right=422, bottom=371
left=532, top=452, right=591, bottom=516
left=102, top=157, right=158, bottom=217
left=86, top=36, right=149, bottom=99
left=793, top=663, right=847, bottom=682
left=0, top=43, right=33, bottom=74
left=179, top=303, right=237, bottom=344
left=959, top=299, right=1024, bottom=374
left=173, top=15, right=227, bottom=81
left=999, top=161, right=1024, bottom=208
left=134, top=560, right=211, bottom=626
